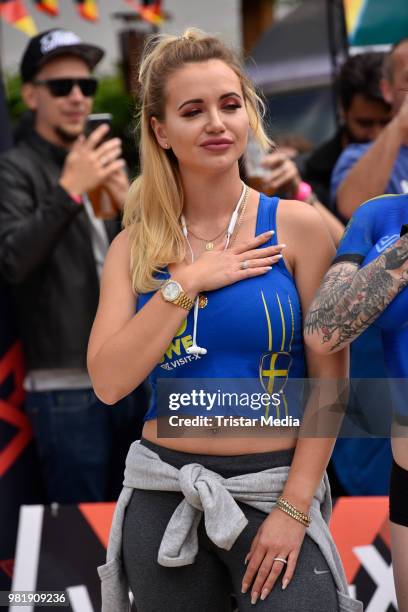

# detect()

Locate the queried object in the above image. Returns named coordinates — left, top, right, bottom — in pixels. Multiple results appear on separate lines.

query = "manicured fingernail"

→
left=276, top=254, right=283, bottom=259
left=279, top=244, right=287, bottom=248
left=242, top=583, right=248, bottom=594
left=266, top=266, right=273, bottom=270
left=282, top=579, right=289, bottom=590
left=260, top=589, right=268, bottom=601
left=267, top=230, right=275, bottom=235
left=244, top=554, right=250, bottom=565
left=251, top=592, right=259, bottom=605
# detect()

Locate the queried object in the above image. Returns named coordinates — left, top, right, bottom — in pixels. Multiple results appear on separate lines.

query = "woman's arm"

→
left=304, top=233, right=408, bottom=355
left=87, top=230, right=198, bottom=404
left=279, top=205, right=348, bottom=513
left=336, top=98, right=408, bottom=219
left=311, top=199, right=345, bottom=246
left=242, top=205, right=348, bottom=602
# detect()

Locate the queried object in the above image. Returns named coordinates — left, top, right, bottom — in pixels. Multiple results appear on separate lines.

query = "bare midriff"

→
left=142, top=419, right=297, bottom=455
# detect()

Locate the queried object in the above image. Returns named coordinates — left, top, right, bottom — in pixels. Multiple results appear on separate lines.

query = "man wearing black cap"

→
left=0, top=30, right=147, bottom=504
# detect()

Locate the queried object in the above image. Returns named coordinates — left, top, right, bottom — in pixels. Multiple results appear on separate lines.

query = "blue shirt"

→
left=330, top=143, right=408, bottom=208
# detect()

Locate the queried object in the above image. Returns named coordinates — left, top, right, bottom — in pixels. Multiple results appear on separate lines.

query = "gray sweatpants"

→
left=122, top=440, right=339, bottom=612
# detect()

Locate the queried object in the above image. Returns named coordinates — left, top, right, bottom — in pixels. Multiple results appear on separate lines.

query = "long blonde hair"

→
left=123, top=28, right=272, bottom=293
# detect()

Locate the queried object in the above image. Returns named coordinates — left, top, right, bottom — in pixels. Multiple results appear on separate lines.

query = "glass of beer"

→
left=244, top=131, right=273, bottom=195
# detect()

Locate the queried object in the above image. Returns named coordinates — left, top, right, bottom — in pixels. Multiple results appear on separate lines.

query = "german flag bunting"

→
left=75, top=0, right=98, bottom=21
left=0, top=0, right=37, bottom=35
left=32, top=0, right=58, bottom=16
left=125, top=0, right=164, bottom=26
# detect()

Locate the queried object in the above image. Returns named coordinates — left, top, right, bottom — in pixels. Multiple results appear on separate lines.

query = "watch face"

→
left=163, top=281, right=181, bottom=301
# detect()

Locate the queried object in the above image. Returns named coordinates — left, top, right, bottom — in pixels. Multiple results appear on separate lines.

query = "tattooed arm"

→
left=304, top=233, right=408, bottom=354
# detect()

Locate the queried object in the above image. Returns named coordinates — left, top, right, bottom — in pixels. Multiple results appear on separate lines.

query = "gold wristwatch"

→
left=160, top=279, right=195, bottom=311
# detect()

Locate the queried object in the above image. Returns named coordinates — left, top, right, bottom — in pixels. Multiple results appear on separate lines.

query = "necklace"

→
left=180, top=183, right=249, bottom=347
left=230, top=185, right=250, bottom=245
left=186, top=224, right=228, bottom=251
left=183, top=184, right=250, bottom=251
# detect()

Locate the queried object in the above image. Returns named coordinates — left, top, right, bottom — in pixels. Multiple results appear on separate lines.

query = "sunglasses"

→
left=33, top=78, right=98, bottom=97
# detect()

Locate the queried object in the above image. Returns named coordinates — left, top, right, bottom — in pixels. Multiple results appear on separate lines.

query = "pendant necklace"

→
left=181, top=185, right=250, bottom=311
left=186, top=225, right=228, bottom=251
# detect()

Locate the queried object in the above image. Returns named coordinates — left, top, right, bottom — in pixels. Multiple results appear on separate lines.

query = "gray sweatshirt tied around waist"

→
left=98, top=441, right=363, bottom=612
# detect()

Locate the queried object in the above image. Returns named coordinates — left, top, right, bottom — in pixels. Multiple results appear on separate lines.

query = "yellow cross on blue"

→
left=260, top=353, right=289, bottom=394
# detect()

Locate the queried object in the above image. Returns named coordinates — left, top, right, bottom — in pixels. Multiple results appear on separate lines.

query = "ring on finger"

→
left=100, top=155, right=108, bottom=167
left=240, top=260, right=249, bottom=270
left=273, top=557, right=288, bottom=565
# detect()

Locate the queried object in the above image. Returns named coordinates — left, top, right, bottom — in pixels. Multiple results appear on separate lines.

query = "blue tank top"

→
left=334, top=193, right=408, bottom=419
left=137, top=194, right=306, bottom=421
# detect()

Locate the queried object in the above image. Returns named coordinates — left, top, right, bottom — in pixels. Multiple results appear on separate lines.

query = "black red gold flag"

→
left=124, top=0, right=164, bottom=25
left=32, top=0, right=58, bottom=16
left=0, top=0, right=37, bottom=35
left=75, top=0, right=98, bottom=21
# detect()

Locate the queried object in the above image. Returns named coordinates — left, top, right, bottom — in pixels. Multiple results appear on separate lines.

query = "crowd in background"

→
left=0, top=29, right=407, bottom=505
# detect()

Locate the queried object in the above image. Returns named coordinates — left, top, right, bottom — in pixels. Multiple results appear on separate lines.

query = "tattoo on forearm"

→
left=384, top=239, right=408, bottom=270
left=304, top=236, right=408, bottom=351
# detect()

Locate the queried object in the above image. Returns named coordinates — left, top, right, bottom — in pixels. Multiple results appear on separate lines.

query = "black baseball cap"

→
left=20, top=29, right=104, bottom=83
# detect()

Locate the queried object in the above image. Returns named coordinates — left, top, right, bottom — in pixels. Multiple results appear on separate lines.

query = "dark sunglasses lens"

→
left=48, top=80, right=73, bottom=96
left=79, top=79, right=98, bottom=96
left=48, top=79, right=97, bottom=97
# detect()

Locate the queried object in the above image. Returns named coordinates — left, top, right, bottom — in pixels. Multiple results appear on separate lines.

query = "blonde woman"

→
left=88, top=30, right=360, bottom=612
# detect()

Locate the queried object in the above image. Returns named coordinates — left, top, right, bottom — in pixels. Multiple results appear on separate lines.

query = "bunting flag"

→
left=75, top=0, right=98, bottom=21
left=32, top=0, right=58, bottom=16
left=0, top=0, right=37, bottom=36
left=125, top=0, right=164, bottom=26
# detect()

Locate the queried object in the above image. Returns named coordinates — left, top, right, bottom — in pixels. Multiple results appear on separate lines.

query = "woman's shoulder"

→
left=108, top=228, right=131, bottom=256
left=277, top=198, right=326, bottom=236
left=276, top=199, right=334, bottom=271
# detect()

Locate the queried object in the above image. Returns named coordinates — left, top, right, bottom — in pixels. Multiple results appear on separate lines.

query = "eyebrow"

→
left=177, top=91, right=242, bottom=110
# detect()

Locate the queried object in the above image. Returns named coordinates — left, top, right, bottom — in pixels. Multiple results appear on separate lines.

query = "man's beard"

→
left=343, top=124, right=370, bottom=145
left=54, top=125, right=82, bottom=145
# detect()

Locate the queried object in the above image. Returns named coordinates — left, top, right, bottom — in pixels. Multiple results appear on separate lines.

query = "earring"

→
left=164, top=143, right=170, bottom=149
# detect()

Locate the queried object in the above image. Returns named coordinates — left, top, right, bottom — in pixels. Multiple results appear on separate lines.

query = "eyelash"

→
left=182, top=103, right=242, bottom=118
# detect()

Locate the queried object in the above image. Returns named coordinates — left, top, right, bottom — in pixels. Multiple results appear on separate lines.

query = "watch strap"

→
left=173, top=292, right=195, bottom=311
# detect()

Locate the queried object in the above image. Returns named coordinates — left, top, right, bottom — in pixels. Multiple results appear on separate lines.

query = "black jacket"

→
left=297, top=129, right=344, bottom=216
left=0, top=130, right=120, bottom=370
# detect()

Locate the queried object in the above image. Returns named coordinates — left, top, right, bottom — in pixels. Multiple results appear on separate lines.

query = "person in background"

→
left=298, top=51, right=391, bottom=218
left=301, top=52, right=394, bottom=497
left=304, top=194, right=408, bottom=612
left=0, top=29, right=148, bottom=504
left=332, top=39, right=408, bottom=219
left=326, top=42, right=408, bottom=499
left=255, top=145, right=345, bottom=246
